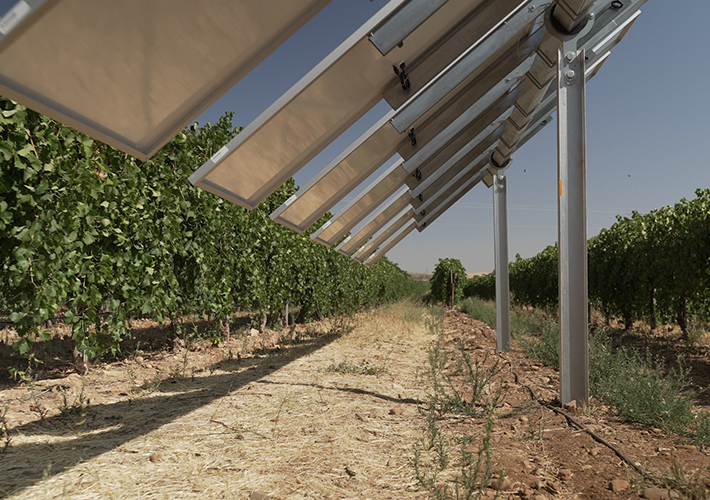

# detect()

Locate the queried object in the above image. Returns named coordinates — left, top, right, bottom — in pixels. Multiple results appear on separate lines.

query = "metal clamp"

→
left=392, top=62, right=410, bottom=91
left=408, top=127, right=417, bottom=146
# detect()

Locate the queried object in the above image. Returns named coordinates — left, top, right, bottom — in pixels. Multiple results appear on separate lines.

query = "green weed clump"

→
left=589, top=331, right=695, bottom=434
left=459, top=298, right=549, bottom=342
left=694, top=410, right=710, bottom=448
left=459, top=298, right=496, bottom=329
left=423, top=341, right=505, bottom=418
left=516, top=318, right=559, bottom=369
left=413, top=406, right=503, bottom=500
left=459, top=303, right=700, bottom=437
left=325, top=359, right=387, bottom=376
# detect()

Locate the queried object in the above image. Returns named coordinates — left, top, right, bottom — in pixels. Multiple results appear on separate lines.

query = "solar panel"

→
left=310, top=158, right=407, bottom=248
left=354, top=8, right=639, bottom=262
left=407, top=47, right=616, bottom=225
left=0, top=0, right=332, bottom=160
left=336, top=191, right=411, bottom=256
left=417, top=168, right=490, bottom=230
left=364, top=220, right=417, bottom=265
left=353, top=207, right=414, bottom=262
left=492, top=0, right=645, bottom=163
left=410, top=146, right=496, bottom=209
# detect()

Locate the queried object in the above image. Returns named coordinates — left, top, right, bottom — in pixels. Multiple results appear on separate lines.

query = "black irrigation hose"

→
left=495, top=351, right=659, bottom=484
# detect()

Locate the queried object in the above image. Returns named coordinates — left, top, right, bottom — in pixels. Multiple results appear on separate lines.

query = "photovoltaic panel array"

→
left=1, top=0, right=646, bottom=265
left=189, top=0, right=532, bottom=209
left=185, top=0, right=644, bottom=264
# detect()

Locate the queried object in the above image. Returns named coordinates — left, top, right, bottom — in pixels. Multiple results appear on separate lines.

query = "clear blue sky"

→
left=2, top=0, right=708, bottom=273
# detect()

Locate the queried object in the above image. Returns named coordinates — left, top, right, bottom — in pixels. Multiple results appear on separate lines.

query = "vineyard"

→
left=466, top=189, right=710, bottom=337
left=0, top=97, right=422, bottom=363
left=1, top=95, right=709, bottom=498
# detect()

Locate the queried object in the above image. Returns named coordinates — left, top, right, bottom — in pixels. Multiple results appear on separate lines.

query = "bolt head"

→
left=565, top=51, right=576, bottom=63
left=565, top=70, right=576, bottom=81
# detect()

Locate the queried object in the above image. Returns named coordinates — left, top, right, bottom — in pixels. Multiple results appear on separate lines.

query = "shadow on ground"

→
left=0, top=316, right=260, bottom=388
left=0, top=329, right=345, bottom=498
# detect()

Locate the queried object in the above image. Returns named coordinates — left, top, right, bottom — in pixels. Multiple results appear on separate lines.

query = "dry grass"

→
left=1, top=302, right=436, bottom=499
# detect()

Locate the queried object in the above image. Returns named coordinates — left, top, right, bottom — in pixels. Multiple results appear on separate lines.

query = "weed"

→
left=142, top=370, right=164, bottom=392
left=459, top=298, right=496, bottom=329
left=325, top=358, right=387, bottom=376
left=524, top=411, right=546, bottom=442
left=590, top=334, right=694, bottom=434
left=413, top=405, right=503, bottom=500
left=454, top=410, right=504, bottom=500
left=694, top=410, right=710, bottom=448
left=169, top=346, right=190, bottom=380
left=421, top=405, right=448, bottom=469
left=0, top=406, right=11, bottom=453
left=459, top=298, right=548, bottom=344
left=662, top=459, right=709, bottom=500
left=27, top=376, right=48, bottom=423
left=58, top=378, right=90, bottom=419
left=425, top=305, right=446, bottom=335
left=476, top=301, right=700, bottom=438
left=517, top=318, right=559, bottom=369
left=402, top=302, right=425, bottom=324
left=424, top=341, right=504, bottom=418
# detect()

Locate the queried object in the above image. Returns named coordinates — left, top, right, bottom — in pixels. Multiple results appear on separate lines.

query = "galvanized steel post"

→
left=493, top=171, right=511, bottom=351
left=557, top=42, right=589, bottom=406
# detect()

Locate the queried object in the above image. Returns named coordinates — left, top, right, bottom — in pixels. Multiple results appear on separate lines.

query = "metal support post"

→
left=493, top=172, right=511, bottom=351
left=557, top=42, right=588, bottom=406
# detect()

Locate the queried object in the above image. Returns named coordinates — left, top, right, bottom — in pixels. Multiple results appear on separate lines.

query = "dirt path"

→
left=1, top=305, right=708, bottom=499
left=1, top=304, right=435, bottom=499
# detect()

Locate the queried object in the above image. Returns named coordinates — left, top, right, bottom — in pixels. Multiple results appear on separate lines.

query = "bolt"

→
left=528, top=5, right=536, bottom=12
left=565, top=70, right=576, bottom=81
left=565, top=51, right=576, bottom=63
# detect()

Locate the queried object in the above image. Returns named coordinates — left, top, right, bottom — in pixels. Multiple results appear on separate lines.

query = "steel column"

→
left=493, top=172, right=511, bottom=351
left=557, top=43, right=588, bottom=406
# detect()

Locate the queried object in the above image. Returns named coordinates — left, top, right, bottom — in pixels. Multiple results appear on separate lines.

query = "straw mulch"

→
left=1, top=303, right=435, bottom=499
